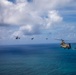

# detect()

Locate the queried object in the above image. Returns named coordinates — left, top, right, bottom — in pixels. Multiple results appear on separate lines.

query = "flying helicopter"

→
left=15, top=36, right=20, bottom=39
left=31, top=37, right=34, bottom=40
left=56, top=39, right=71, bottom=49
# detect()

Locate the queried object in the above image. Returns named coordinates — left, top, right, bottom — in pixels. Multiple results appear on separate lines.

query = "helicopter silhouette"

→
left=15, top=36, right=20, bottom=39
left=31, top=37, right=34, bottom=40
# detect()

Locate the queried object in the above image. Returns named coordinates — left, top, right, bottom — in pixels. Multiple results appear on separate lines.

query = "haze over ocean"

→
left=0, top=44, right=76, bottom=75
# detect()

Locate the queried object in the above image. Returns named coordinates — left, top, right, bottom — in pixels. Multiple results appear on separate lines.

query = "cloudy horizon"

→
left=0, top=0, right=76, bottom=45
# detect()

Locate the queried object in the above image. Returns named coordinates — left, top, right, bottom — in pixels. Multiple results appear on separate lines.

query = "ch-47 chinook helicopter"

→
left=56, top=39, right=71, bottom=49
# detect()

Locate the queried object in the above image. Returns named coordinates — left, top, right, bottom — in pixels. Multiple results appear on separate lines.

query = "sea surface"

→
left=0, top=44, right=76, bottom=75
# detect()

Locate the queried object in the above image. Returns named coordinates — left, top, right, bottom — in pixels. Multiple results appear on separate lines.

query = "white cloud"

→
left=11, top=10, right=62, bottom=37
left=0, top=0, right=76, bottom=41
left=20, top=25, right=41, bottom=35
left=44, top=10, right=63, bottom=29
left=0, top=0, right=64, bottom=25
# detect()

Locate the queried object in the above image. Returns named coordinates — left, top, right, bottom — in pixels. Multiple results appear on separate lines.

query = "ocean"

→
left=0, top=44, right=76, bottom=75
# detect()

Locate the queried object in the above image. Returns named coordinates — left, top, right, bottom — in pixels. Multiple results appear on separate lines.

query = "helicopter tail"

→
left=68, top=43, right=71, bottom=49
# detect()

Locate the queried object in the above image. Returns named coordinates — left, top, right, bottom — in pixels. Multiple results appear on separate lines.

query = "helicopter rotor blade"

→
left=55, top=39, right=63, bottom=41
left=55, top=38, right=70, bottom=41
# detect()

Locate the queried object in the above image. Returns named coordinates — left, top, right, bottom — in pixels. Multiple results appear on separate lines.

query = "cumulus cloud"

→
left=11, top=10, right=63, bottom=37
left=20, top=25, right=41, bottom=35
left=1, top=0, right=70, bottom=25
left=0, top=0, right=76, bottom=40
left=44, top=10, right=62, bottom=29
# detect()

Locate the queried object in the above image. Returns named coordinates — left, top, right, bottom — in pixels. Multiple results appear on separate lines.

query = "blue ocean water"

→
left=0, top=44, right=76, bottom=75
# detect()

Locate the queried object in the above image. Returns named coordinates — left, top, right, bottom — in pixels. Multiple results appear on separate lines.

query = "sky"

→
left=0, top=0, right=76, bottom=45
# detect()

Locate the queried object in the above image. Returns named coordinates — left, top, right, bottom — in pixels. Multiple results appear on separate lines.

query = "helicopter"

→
left=31, top=37, right=34, bottom=40
left=15, top=36, right=20, bottom=39
left=56, top=39, right=71, bottom=49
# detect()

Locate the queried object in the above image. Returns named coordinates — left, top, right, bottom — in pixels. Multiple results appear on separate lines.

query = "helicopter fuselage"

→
left=60, top=43, right=71, bottom=49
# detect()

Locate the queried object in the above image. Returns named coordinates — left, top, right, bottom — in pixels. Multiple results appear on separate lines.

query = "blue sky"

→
left=0, top=0, right=76, bottom=45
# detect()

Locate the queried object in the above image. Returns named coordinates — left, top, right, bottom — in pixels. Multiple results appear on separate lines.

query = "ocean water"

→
left=0, top=44, right=76, bottom=75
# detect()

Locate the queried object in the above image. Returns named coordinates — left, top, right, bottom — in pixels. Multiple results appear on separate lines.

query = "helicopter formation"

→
left=15, top=36, right=48, bottom=40
left=15, top=32, right=51, bottom=40
left=15, top=36, right=76, bottom=50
